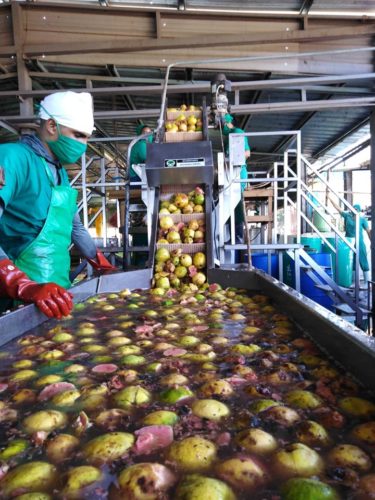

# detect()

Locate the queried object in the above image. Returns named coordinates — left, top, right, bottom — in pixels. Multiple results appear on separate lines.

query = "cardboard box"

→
left=166, top=109, right=202, bottom=121
left=165, top=131, right=203, bottom=143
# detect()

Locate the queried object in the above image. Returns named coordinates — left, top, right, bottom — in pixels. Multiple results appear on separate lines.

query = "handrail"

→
left=300, top=189, right=356, bottom=252
left=302, top=154, right=357, bottom=213
left=302, top=153, right=361, bottom=293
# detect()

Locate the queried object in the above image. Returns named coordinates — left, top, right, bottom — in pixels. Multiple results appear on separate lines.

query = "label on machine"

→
left=164, top=158, right=206, bottom=168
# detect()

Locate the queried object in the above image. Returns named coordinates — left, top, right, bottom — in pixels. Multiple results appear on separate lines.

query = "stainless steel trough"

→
left=1, top=267, right=374, bottom=391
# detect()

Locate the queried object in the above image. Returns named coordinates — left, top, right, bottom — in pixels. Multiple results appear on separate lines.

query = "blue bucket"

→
left=301, top=253, right=334, bottom=310
left=251, top=253, right=279, bottom=279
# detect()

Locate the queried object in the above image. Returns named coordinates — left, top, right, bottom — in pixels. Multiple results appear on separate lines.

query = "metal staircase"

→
left=123, top=175, right=150, bottom=269
left=286, top=248, right=367, bottom=326
left=219, top=129, right=367, bottom=328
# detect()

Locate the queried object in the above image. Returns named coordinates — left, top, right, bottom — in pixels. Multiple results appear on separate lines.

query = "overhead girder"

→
left=2, top=95, right=375, bottom=124
left=1, top=2, right=374, bottom=75
left=18, top=24, right=375, bottom=58
left=1, top=72, right=375, bottom=99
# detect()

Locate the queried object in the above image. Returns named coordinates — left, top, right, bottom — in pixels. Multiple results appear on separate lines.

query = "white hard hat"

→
left=39, top=91, right=95, bottom=135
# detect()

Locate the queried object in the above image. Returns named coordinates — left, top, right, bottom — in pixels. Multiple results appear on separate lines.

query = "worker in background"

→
left=0, top=91, right=115, bottom=320
left=128, top=123, right=153, bottom=266
left=330, top=198, right=371, bottom=283
left=222, top=113, right=251, bottom=243
left=129, top=124, right=153, bottom=182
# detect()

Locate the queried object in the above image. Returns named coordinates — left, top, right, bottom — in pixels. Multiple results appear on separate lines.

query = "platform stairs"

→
left=239, top=181, right=367, bottom=325
left=219, top=135, right=367, bottom=328
left=298, top=154, right=368, bottom=327
left=123, top=174, right=150, bottom=268
left=285, top=247, right=369, bottom=327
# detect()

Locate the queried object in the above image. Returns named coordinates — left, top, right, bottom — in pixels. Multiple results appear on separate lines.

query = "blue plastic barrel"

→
left=301, top=253, right=334, bottom=310
left=251, top=253, right=279, bottom=279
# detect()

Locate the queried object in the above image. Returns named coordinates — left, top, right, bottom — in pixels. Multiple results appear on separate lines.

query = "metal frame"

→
left=220, top=129, right=364, bottom=324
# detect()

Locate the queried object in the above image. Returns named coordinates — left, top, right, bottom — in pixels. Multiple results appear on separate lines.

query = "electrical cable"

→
left=212, top=196, right=220, bottom=261
left=251, top=230, right=262, bottom=242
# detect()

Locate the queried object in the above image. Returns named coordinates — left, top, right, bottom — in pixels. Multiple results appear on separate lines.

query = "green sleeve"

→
left=130, top=140, right=148, bottom=165
left=0, top=144, right=27, bottom=207
left=244, top=136, right=250, bottom=152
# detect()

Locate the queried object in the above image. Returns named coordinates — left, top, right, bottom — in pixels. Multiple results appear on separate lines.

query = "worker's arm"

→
left=329, top=196, right=343, bottom=214
left=71, top=213, right=96, bottom=259
left=71, top=213, right=115, bottom=271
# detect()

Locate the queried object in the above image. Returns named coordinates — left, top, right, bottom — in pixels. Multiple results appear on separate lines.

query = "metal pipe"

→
left=100, top=157, right=107, bottom=248
left=283, top=151, right=288, bottom=245
left=296, top=133, right=302, bottom=245
left=75, top=182, right=126, bottom=188
left=273, top=162, right=278, bottom=245
left=81, top=154, right=89, bottom=229
left=89, top=136, right=135, bottom=143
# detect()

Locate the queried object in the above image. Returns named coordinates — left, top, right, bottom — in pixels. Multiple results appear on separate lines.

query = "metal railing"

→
left=221, top=130, right=364, bottom=324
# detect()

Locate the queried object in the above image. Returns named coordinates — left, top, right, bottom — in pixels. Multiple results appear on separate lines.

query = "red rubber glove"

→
left=0, top=259, right=73, bottom=319
left=86, top=250, right=116, bottom=272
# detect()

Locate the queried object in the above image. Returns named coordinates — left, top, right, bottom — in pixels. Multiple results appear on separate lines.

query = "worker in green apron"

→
left=222, top=113, right=251, bottom=244
left=330, top=198, right=371, bottom=282
left=0, top=91, right=115, bottom=319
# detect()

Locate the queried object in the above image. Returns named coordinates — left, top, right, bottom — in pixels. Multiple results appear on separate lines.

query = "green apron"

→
left=14, top=160, right=77, bottom=288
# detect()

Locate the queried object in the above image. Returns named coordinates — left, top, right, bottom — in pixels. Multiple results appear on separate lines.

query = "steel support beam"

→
left=371, top=111, right=375, bottom=325
left=11, top=2, right=33, bottom=123
left=22, top=23, right=375, bottom=57
left=1, top=72, right=374, bottom=100
left=2, top=96, right=375, bottom=123
left=0, top=120, right=17, bottom=135
left=344, top=171, right=353, bottom=206
left=231, top=97, right=375, bottom=114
